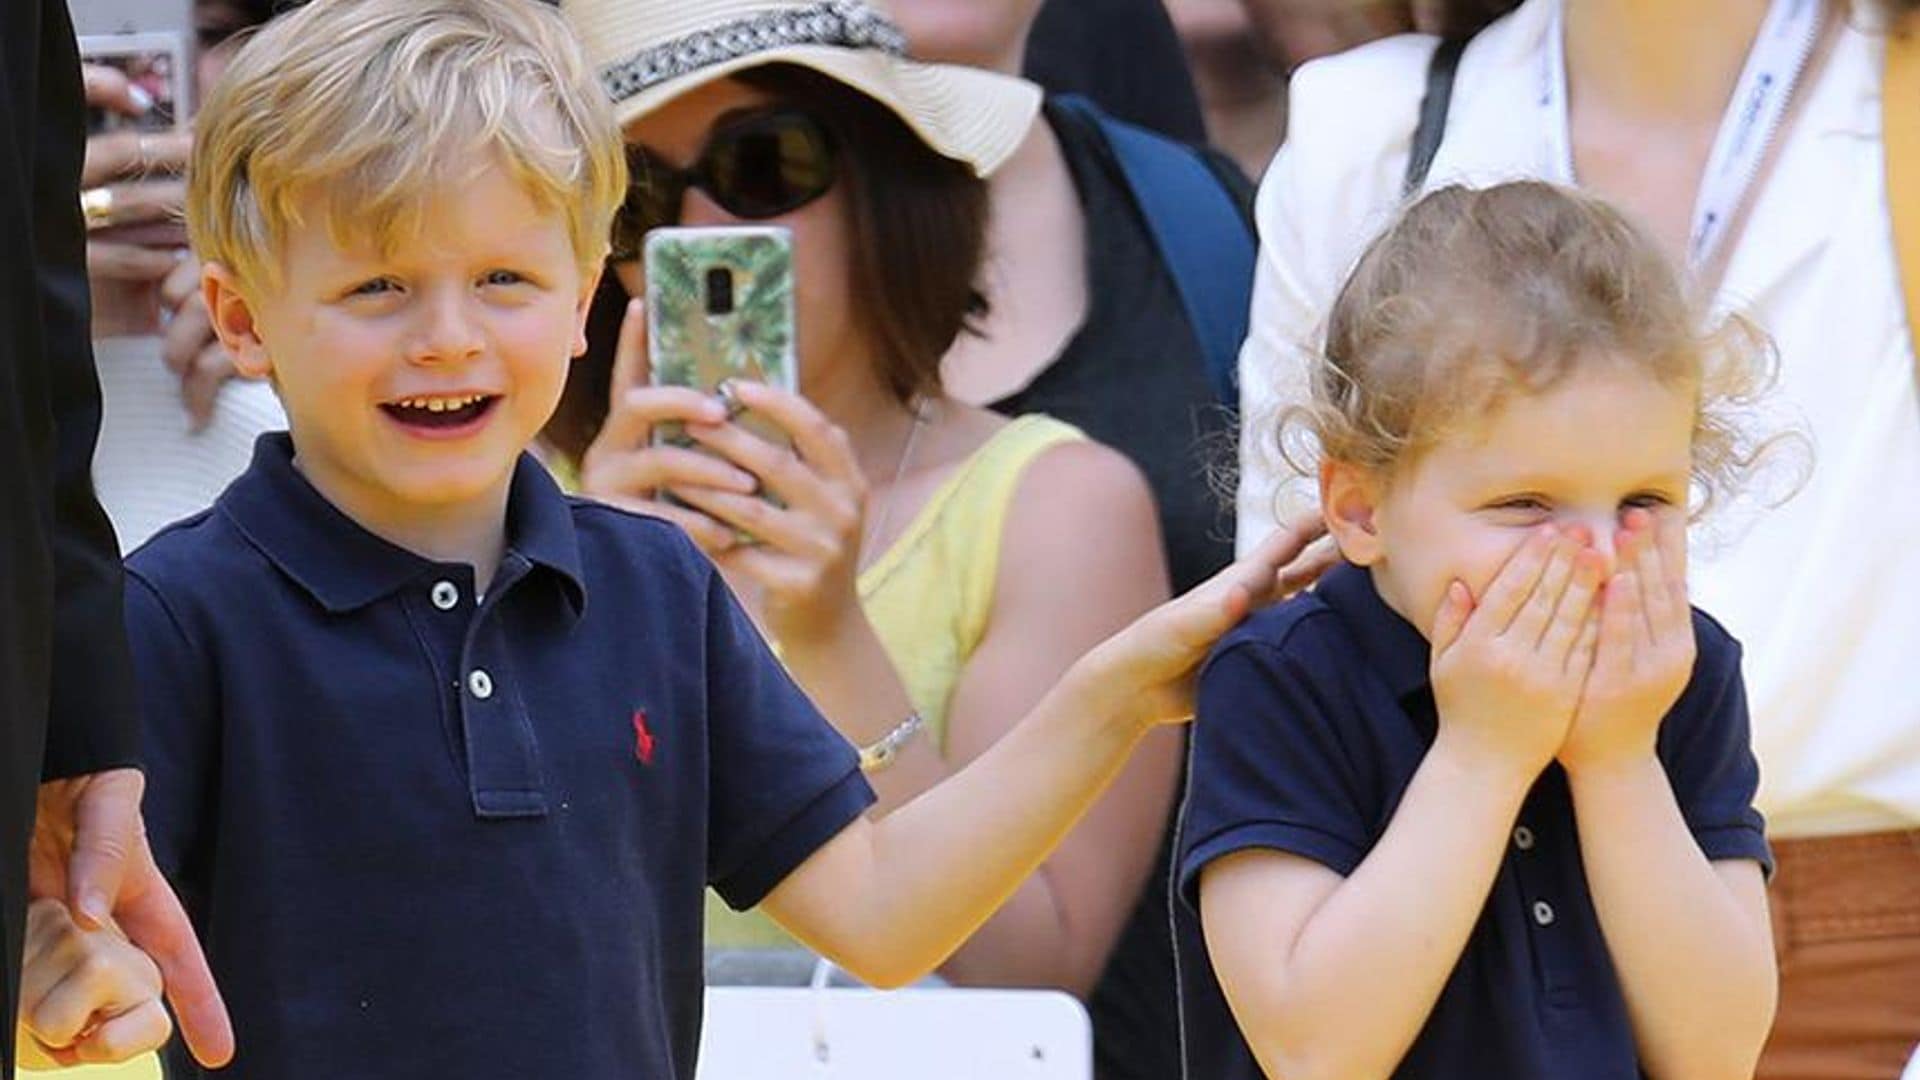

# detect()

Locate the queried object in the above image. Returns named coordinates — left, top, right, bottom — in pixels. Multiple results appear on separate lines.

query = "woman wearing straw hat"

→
left=552, top=0, right=1190, bottom=1004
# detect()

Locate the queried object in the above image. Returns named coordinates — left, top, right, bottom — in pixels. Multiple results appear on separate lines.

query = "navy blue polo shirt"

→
left=125, top=434, right=874, bottom=1080
left=1175, top=562, right=1769, bottom=1080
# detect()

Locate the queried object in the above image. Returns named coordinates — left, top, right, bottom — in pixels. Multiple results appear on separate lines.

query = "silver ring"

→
left=715, top=378, right=747, bottom=420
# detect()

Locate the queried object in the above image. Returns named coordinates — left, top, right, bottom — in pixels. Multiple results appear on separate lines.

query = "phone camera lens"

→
left=704, top=267, right=735, bottom=316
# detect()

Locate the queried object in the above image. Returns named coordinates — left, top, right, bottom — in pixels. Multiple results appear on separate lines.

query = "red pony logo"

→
left=632, top=710, right=656, bottom=766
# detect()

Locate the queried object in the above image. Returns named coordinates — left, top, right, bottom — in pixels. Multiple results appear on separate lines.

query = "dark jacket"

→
left=0, top=2, right=145, bottom=1069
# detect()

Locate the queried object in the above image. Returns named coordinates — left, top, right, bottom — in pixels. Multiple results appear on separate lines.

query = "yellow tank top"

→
left=706, top=414, right=1086, bottom=950
left=32, top=1056, right=159, bottom=1078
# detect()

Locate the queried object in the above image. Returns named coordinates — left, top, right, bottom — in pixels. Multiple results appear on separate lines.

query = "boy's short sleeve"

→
left=122, top=570, right=219, bottom=888
left=701, top=565, right=875, bottom=910
left=1660, top=611, right=1771, bottom=873
left=1178, top=633, right=1371, bottom=911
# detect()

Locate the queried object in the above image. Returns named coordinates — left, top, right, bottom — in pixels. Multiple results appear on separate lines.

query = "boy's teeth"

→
left=395, top=394, right=485, bottom=411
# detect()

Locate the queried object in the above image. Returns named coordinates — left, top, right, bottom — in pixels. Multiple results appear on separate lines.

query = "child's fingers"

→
left=1475, top=528, right=1557, bottom=637
left=71, top=999, right=173, bottom=1065
left=1119, top=519, right=1331, bottom=692
left=1232, top=517, right=1330, bottom=609
left=1568, top=599, right=1603, bottom=680
left=1541, top=551, right=1605, bottom=666
left=1635, top=512, right=1687, bottom=637
left=26, top=972, right=116, bottom=1052
left=1504, top=536, right=1579, bottom=647
left=1273, top=533, right=1339, bottom=598
left=1597, top=570, right=1642, bottom=674
left=1429, top=580, right=1474, bottom=657
left=18, top=900, right=76, bottom=1008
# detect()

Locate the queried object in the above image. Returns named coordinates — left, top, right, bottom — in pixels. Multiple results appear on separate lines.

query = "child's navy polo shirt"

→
left=1175, top=562, right=1770, bottom=1080
left=126, top=434, right=874, bottom=1080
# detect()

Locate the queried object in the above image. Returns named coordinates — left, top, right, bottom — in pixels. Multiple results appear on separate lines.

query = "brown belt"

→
left=1768, top=828, right=1920, bottom=949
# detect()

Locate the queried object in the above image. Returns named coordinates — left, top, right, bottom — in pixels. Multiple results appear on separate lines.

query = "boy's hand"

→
left=1072, top=518, right=1335, bottom=731
left=1558, top=509, right=1695, bottom=774
left=17, top=899, right=171, bottom=1069
left=1430, top=527, right=1606, bottom=782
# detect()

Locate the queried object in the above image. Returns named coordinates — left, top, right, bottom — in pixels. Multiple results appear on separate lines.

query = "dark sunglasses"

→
left=610, top=108, right=837, bottom=261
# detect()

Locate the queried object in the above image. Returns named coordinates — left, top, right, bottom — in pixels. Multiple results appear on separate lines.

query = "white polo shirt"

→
left=1235, top=0, right=1920, bottom=837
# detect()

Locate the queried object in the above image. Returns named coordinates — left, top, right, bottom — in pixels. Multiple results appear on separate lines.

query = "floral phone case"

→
left=645, top=225, right=797, bottom=458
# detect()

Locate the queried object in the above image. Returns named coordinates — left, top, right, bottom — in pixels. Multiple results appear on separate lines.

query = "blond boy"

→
left=128, top=1, right=1311, bottom=1076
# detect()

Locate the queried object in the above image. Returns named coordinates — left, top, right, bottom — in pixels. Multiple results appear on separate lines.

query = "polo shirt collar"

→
left=221, top=433, right=586, bottom=617
left=1315, top=561, right=1433, bottom=703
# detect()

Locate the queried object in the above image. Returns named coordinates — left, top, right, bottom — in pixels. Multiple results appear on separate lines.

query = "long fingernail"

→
left=128, top=85, right=155, bottom=114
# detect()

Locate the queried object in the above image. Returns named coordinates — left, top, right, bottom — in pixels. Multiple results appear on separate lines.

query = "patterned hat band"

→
left=599, top=1, right=911, bottom=104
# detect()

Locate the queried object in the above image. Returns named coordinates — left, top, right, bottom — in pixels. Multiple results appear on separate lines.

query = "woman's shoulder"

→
left=1273, top=33, right=1442, bottom=196
left=936, top=411, right=1142, bottom=535
left=1258, top=0, right=1550, bottom=240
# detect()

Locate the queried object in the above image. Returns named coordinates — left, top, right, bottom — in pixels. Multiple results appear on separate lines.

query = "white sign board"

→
left=697, top=987, right=1091, bottom=1080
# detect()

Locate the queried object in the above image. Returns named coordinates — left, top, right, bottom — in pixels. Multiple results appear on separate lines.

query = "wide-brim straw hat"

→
left=563, top=0, right=1043, bottom=177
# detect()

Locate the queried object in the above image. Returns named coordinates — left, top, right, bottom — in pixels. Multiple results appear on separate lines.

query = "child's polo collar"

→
left=219, top=433, right=587, bottom=618
left=1314, top=561, right=1434, bottom=703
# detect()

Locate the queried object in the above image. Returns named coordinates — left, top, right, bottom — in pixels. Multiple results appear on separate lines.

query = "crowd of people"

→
left=2, top=0, right=1914, bottom=1079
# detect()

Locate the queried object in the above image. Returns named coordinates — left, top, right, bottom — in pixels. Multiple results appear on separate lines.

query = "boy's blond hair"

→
left=187, top=0, right=626, bottom=291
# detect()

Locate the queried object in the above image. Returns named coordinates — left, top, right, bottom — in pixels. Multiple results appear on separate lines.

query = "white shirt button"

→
left=467, top=669, right=494, bottom=700
left=430, top=581, right=460, bottom=611
left=1532, top=900, right=1556, bottom=927
left=1513, top=825, right=1536, bottom=851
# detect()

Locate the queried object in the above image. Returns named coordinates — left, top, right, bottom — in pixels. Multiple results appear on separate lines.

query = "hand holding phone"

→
left=576, top=297, right=759, bottom=555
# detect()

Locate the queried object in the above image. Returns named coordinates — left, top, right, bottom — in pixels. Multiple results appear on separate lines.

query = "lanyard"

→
left=1539, top=0, right=1824, bottom=268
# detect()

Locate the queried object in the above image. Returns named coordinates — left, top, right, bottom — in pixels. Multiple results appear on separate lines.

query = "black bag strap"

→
left=1404, top=36, right=1470, bottom=196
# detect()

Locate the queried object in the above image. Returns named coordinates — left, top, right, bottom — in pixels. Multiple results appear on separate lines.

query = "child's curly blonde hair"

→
left=1275, top=181, right=1797, bottom=520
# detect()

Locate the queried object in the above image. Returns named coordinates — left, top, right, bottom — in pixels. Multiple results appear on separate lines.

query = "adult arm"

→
left=32, top=0, right=140, bottom=785
left=25, top=9, right=231, bottom=1062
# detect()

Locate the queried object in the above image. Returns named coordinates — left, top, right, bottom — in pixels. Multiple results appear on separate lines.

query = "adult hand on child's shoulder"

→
left=1557, top=508, right=1696, bottom=775
left=1072, top=516, right=1334, bottom=731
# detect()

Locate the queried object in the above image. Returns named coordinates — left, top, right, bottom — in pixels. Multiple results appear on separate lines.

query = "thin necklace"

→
left=861, top=399, right=929, bottom=570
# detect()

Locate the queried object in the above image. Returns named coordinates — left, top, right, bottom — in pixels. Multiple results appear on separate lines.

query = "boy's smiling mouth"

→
left=379, top=393, right=502, bottom=433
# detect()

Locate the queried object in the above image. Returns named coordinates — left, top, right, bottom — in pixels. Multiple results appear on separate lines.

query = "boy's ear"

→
left=202, top=263, right=273, bottom=379
left=1319, top=459, right=1385, bottom=566
left=571, top=265, right=605, bottom=359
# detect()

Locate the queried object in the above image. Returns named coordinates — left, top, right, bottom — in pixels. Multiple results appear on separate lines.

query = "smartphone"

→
left=74, top=0, right=193, bottom=135
left=79, top=32, right=191, bottom=135
left=645, top=226, right=799, bottom=461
